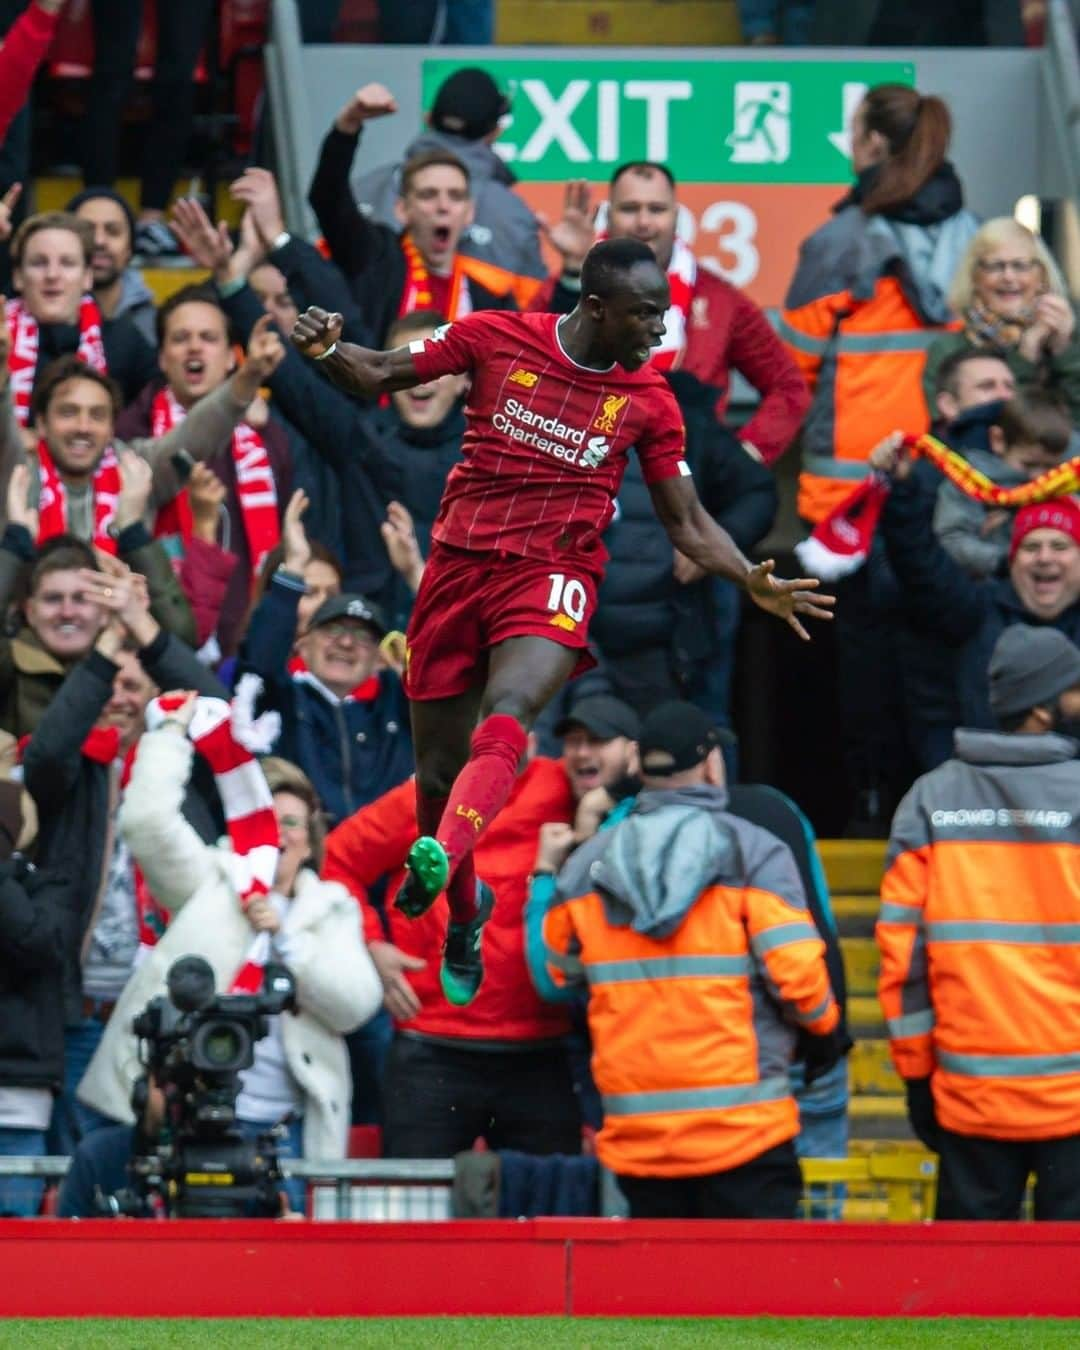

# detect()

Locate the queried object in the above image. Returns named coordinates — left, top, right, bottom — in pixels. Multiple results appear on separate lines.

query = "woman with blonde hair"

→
left=924, top=217, right=1080, bottom=421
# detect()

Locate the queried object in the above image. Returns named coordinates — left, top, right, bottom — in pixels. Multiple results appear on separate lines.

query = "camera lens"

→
left=191, top=1018, right=253, bottom=1072
left=203, top=1025, right=242, bottom=1066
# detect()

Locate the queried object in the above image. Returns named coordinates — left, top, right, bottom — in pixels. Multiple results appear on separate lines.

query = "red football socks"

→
left=437, top=712, right=528, bottom=918
left=445, top=851, right=479, bottom=925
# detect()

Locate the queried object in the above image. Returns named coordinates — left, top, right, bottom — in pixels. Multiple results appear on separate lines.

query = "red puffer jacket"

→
left=322, top=758, right=575, bottom=1043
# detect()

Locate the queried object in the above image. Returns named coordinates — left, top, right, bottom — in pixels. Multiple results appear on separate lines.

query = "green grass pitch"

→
left=0, top=1320, right=1077, bottom=1348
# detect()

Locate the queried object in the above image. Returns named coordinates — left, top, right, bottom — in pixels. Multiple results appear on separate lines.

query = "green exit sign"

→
left=423, top=59, right=915, bottom=184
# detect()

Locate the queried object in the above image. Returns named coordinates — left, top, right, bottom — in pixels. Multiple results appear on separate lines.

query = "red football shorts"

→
left=403, top=540, right=600, bottom=701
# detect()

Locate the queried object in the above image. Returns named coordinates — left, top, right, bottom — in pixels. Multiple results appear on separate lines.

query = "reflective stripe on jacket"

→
left=780, top=203, right=978, bottom=523
left=877, top=728, right=1080, bottom=1140
left=528, top=786, right=838, bottom=1177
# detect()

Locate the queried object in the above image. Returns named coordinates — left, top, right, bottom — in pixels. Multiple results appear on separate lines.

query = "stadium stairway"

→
left=818, top=839, right=914, bottom=1149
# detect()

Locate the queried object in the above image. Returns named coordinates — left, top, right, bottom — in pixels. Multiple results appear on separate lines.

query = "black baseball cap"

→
left=308, top=593, right=387, bottom=639
left=555, top=695, right=640, bottom=742
left=639, top=701, right=721, bottom=777
left=430, top=68, right=510, bottom=141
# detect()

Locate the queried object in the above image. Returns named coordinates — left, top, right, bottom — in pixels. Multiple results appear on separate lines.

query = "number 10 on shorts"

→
left=547, top=572, right=587, bottom=626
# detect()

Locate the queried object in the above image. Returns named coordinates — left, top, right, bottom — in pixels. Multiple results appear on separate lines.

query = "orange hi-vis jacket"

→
left=526, top=786, right=838, bottom=1178
left=878, top=728, right=1080, bottom=1141
left=779, top=199, right=977, bottom=523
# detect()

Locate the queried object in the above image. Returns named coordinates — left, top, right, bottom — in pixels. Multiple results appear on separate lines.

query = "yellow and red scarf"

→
left=398, top=232, right=473, bottom=321
left=8, top=294, right=107, bottom=427
left=796, top=433, right=1080, bottom=580
left=150, top=385, right=280, bottom=582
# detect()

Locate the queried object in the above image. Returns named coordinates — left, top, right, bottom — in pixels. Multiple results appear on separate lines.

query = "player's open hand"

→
left=745, top=559, right=835, bottom=641
left=291, top=306, right=343, bottom=359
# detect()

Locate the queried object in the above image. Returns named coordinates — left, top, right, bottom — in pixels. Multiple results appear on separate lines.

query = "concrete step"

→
left=841, top=935, right=879, bottom=996
left=847, top=994, right=884, bottom=1032
left=847, top=1137, right=926, bottom=1155
left=849, top=1039, right=902, bottom=1097
left=847, top=1095, right=913, bottom=1142
left=817, top=840, right=887, bottom=896
left=831, top=894, right=879, bottom=939
left=34, top=175, right=241, bottom=225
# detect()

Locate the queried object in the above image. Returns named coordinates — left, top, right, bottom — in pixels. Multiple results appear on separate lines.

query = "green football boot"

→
left=393, top=836, right=450, bottom=919
left=440, top=881, right=496, bottom=1007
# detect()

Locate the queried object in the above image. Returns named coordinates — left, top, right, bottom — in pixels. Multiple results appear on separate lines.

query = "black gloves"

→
left=905, top=1076, right=940, bottom=1151
left=800, top=1025, right=855, bottom=1085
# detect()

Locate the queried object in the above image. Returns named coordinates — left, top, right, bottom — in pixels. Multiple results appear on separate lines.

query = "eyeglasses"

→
left=317, top=623, right=377, bottom=644
left=976, top=258, right=1039, bottom=276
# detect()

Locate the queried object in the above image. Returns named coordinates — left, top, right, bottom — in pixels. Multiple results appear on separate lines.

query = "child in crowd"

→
left=932, top=392, right=1072, bottom=577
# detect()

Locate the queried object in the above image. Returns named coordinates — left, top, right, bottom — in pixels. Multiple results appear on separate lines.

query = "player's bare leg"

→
left=397, top=636, right=579, bottom=1005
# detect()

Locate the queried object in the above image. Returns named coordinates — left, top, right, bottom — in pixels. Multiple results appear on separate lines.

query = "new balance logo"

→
left=509, top=368, right=539, bottom=388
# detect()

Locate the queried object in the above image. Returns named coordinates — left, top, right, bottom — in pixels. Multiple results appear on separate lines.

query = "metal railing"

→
left=266, top=0, right=320, bottom=240
left=0, top=1153, right=1040, bottom=1222
left=1043, top=0, right=1080, bottom=210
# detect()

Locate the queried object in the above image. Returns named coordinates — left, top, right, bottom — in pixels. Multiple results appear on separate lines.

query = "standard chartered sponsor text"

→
left=493, top=397, right=612, bottom=467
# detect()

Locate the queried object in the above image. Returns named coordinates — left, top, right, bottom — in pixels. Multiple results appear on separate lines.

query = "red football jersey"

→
left=409, top=310, right=688, bottom=573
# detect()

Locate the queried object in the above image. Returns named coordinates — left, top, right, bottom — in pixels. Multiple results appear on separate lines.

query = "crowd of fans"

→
left=0, top=1, right=1076, bottom=1225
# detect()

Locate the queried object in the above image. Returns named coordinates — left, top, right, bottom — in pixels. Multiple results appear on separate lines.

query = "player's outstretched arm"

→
left=649, top=475, right=835, bottom=641
left=290, top=306, right=420, bottom=398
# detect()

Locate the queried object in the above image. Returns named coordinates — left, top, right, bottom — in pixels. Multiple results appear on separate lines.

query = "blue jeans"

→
left=791, top=1059, right=850, bottom=1220
left=237, top=1115, right=305, bottom=1215
left=0, top=1126, right=48, bottom=1216
left=689, top=578, right=741, bottom=781
left=346, top=1005, right=393, bottom=1125
left=443, top=0, right=493, bottom=42
left=48, top=1015, right=117, bottom=1157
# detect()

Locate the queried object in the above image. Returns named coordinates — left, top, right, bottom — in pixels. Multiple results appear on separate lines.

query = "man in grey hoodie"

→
left=351, top=66, right=545, bottom=282
left=68, top=188, right=157, bottom=349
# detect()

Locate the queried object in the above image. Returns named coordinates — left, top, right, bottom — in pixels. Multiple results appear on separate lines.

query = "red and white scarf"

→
left=17, top=727, right=171, bottom=952
left=286, top=653, right=380, bottom=703
left=650, top=237, right=696, bottom=372
left=150, top=386, right=280, bottom=580
left=398, top=232, right=473, bottom=321
left=80, top=731, right=170, bottom=951
left=145, top=676, right=282, bottom=993
left=7, top=294, right=108, bottom=427
left=35, top=438, right=120, bottom=554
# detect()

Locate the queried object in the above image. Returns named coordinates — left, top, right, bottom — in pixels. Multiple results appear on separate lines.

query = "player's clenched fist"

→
left=291, top=307, right=343, bottom=359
